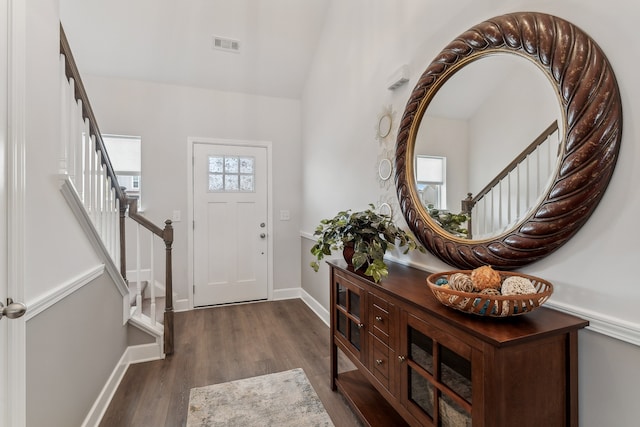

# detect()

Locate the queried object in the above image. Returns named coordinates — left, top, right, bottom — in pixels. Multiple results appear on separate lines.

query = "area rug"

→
left=187, top=368, right=335, bottom=426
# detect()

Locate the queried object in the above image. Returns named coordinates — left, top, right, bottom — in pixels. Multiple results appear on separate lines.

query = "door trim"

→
left=187, top=138, right=273, bottom=309
left=4, top=0, right=27, bottom=425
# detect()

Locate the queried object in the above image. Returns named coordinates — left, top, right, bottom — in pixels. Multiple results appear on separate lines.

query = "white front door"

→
left=193, top=143, right=269, bottom=306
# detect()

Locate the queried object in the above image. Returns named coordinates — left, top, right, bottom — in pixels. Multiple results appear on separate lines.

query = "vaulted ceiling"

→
left=60, top=0, right=331, bottom=99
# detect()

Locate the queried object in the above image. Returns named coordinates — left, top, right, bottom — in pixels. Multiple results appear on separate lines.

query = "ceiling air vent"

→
left=213, top=36, right=241, bottom=53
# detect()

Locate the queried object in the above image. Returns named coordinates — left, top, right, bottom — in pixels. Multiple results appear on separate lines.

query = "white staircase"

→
left=59, top=24, right=174, bottom=356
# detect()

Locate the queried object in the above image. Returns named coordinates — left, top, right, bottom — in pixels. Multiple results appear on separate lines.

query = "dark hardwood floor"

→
left=100, top=299, right=362, bottom=427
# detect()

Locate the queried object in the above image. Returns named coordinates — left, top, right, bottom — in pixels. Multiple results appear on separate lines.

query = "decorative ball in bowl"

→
left=426, top=266, right=553, bottom=317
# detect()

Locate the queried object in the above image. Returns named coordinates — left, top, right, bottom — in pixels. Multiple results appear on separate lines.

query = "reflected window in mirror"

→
left=416, top=155, right=446, bottom=210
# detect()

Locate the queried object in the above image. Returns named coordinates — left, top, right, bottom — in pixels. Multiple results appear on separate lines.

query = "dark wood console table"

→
left=329, top=259, right=588, bottom=427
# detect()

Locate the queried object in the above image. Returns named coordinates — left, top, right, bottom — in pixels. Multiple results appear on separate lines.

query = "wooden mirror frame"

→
left=395, top=12, right=622, bottom=269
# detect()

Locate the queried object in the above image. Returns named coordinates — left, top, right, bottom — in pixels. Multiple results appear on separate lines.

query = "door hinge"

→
left=193, top=285, right=195, bottom=294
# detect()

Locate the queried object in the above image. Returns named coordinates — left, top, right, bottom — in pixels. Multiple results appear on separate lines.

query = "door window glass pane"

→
left=240, top=157, right=254, bottom=173
left=225, top=174, right=239, bottom=191
left=209, top=156, right=224, bottom=173
left=240, top=175, right=254, bottom=192
left=209, top=175, right=224, bottom=191
left=225, top=156, right=239, bottom=173
left=208, top=155, right=255, bottom=192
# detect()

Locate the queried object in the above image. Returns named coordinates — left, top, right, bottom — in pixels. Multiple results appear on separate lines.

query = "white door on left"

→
left=1, top=1, right=28, bottom=424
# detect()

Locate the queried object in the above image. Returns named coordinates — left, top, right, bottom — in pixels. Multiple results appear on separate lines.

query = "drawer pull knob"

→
left=398, top=355, right=406, bottom=362
left=375, top=316, right=383, bottom=322
left=376, top=359, right=383, bottom=365
left=357, top=323, right=364, bottom=329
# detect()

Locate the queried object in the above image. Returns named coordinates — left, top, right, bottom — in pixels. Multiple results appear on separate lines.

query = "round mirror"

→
left=395, top=12, right=622, bottom=269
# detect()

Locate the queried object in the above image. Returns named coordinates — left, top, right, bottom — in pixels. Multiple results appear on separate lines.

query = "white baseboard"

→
left=126, top=342, right=165, bottom=364
left=81, top=343, right=163, bottom=427
left=272, top=287, right=329, bottom=326
left=272, top=287, right=302, bottom=300
left=174, top=298, right=190, bottom=312
left=300, top=289, right=330, bottom=327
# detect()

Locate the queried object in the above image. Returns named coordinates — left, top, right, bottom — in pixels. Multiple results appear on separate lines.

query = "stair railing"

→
left=125, top=199, right=174, bottom=355
left=461, top=121, right=560, bottom=239
left=60, top=24, right=174, bottom=355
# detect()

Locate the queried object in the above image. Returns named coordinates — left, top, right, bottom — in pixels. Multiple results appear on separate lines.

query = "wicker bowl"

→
left=426, top=270, right=553, bottom=317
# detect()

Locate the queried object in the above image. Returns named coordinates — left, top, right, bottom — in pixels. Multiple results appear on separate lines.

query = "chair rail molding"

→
left=23, top=265, right=105, bottom=321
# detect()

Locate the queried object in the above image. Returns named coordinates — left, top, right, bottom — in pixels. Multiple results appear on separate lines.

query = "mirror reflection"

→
left=414, top=53, right=563, bottom=240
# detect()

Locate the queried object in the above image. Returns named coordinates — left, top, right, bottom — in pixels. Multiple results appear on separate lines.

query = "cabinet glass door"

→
left=405, top=320, right=472, bottom=426
left=335, top=280, right=363, bottom=352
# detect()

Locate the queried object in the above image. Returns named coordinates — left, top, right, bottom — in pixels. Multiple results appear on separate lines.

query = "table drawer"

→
left=371, top=296, right=391, bottom=344
left=372, top=336, right=390, bottom=387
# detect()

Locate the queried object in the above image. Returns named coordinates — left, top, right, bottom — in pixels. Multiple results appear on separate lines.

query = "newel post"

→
left=461, top=193, right=474, bottom=240
left=163, top=219, right=174, bottom=356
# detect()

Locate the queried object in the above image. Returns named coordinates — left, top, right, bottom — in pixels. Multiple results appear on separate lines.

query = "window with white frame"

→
left=102, top=134, right=142, bottom=202
left=415, top=155, right=447, bottom=210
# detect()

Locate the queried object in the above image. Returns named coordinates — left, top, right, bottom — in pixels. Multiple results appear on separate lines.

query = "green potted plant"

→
left=310, top=204, right=425, bottom=283
left=426, top=204, right=470, bottom=238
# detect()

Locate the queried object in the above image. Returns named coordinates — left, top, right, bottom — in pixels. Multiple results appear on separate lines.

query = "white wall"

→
left=82, top=75, right=303, bottom=303
left=301, top=1, right=640, bottom=425
left=24, top=0, right=101, bottom=303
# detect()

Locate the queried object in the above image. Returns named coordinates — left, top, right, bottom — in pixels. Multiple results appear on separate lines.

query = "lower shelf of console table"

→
left=335, top=370, right=409, bottom=427
left=328, top=260, right=589, bottom=427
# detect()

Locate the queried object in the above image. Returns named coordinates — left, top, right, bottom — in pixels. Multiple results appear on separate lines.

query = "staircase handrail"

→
left=59, top=24, right=124, bottom=202
left=462, top=120, right=559, bottom=212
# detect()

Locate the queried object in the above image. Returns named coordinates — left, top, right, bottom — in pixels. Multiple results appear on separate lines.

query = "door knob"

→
left=1, top=298, right=27, bottom=320
left=260, top=233, right=266, bottom=238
